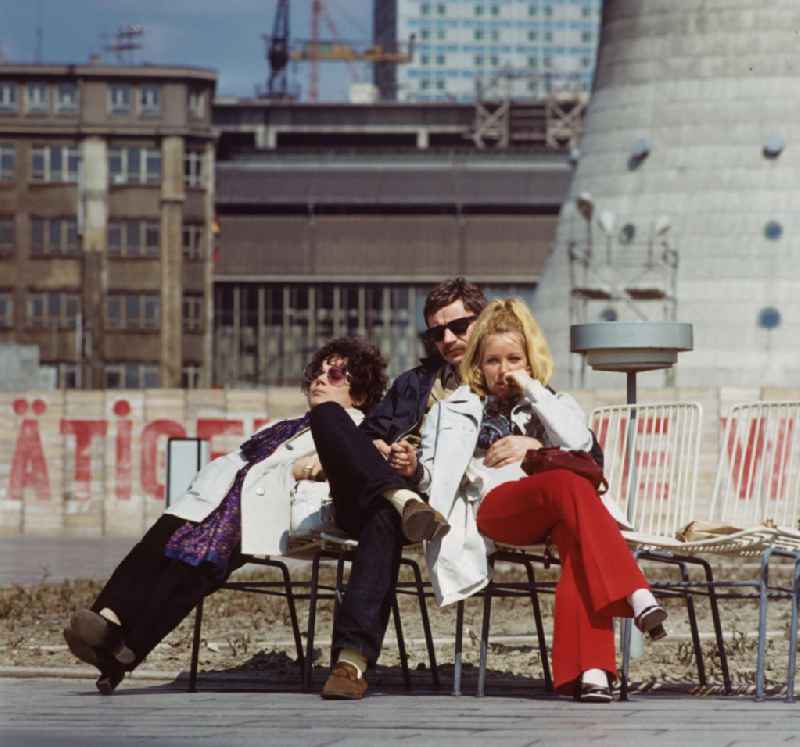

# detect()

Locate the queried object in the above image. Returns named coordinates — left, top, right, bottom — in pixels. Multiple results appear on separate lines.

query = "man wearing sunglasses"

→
left=312, top=277, right=488, bottom=700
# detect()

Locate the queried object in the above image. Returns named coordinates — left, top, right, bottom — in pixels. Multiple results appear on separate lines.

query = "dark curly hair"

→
left=301, top=337, right=388, bottom=413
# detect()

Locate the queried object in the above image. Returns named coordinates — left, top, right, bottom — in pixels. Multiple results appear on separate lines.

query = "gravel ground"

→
left=1, top=555, right=797, bottom=695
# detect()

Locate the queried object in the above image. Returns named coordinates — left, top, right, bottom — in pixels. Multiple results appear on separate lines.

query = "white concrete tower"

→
left=533, top=0, right=800, bottom=390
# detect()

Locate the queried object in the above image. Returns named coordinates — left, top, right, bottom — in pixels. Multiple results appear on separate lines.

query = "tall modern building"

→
left=374, top=0, right=601, bottom=102
left=0, top=63, right=216, bottom=389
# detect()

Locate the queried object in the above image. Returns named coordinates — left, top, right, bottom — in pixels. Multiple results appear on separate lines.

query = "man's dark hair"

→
left=423, top=277, right=488, bottom=325
left=302, top=337, right=388, bottom=413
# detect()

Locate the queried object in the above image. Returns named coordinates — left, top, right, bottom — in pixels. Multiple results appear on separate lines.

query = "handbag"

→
left=521, top=447, right=608, bottom=495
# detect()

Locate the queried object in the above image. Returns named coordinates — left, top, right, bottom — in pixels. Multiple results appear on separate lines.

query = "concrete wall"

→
left=2, top=385, right=799, bottom=538
left=534, top=0, right=800, bottom=390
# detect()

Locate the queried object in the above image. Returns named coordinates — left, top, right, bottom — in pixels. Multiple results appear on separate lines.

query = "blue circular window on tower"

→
left=765, top=221, right=783, bottom=240
left=758, top=307, right=781, bottom=329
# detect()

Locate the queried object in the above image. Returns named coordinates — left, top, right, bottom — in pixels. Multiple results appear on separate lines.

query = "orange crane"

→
left=263, top=0, right=414, bottom=102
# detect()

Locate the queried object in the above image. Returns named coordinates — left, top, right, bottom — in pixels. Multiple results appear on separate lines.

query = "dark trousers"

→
left=92, top=514, right=236, bottom=668
left=310, top=401, right=408, bottom=666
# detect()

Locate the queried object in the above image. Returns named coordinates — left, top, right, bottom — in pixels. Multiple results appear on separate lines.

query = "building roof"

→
left=217, top=153, right=572, bottom=209
left=0, top=63, right=216, bottom=82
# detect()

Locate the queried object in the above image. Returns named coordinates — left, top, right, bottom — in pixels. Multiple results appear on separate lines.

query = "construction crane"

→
left=263, top=0, right=414, bottom=102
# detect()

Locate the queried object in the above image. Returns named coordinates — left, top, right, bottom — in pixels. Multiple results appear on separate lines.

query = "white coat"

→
left=165, top=408, right=364, bottom=557
left=418, top=377, right=601, bottom=606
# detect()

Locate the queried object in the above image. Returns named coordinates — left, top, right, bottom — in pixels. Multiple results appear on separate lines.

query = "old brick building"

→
left=0, top=63, right=216, bottom=388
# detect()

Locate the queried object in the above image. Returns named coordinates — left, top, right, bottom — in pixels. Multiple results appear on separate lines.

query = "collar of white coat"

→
left=441, top=384, right=483, bottom=425
left=254, top=406, right=364, bottom=449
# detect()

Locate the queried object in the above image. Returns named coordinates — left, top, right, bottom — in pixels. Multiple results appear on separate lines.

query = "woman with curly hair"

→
left=63, top=336, right=388, bottom=695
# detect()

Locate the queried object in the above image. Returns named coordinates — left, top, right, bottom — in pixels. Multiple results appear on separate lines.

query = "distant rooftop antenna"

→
left=35, top=0, right=44, bottom=62
left=105, top=25, right=144, bottom=64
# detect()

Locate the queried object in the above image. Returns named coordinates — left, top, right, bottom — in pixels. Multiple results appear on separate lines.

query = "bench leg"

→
left=453, top=600, right=464, bottom=696
left=188, top=597, right=204, bottom=693
left=403, top=557, right=439, bottom=689
left=304, top=552, right=322, bottom=692
left=392, top=594, right=411, bottom=691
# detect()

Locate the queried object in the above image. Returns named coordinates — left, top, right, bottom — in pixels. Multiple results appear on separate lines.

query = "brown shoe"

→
left=321, top=662, right=368, bottom=700
left=401, top=499, right=450, bottom=543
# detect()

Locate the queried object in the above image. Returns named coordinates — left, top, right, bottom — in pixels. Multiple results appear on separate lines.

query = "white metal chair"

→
left=594, top=401, right=800, bottom=701
left=590, top=402, right=732, bottom=696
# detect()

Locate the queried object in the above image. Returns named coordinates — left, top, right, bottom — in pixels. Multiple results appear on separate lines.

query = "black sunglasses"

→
left=423, top=315, right=476, bottom=343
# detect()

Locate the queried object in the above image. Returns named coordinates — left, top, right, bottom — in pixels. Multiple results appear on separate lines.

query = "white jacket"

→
left=166, top=408, right=364, bottom=557
left=419, top=377, right=595, bottom=606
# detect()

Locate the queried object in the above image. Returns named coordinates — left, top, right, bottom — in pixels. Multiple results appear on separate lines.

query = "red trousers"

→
left=477, top=469, right=649, bottom=694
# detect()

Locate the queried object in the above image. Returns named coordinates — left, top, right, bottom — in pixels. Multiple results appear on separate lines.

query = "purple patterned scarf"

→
left=164, top=412, right=311, bottom=575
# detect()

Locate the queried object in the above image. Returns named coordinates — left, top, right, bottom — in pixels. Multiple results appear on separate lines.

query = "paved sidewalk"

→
left=2, top=676, right=800, bottom=746
left=0, top=536, right=131, bottom=585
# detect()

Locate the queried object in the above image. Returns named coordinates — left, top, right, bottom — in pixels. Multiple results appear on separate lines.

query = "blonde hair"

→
left=459, top=298, right=554, bottom=396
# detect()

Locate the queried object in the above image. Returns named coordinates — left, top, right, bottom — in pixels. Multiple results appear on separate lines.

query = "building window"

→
left=421, top=53, right=430, bottom=65
left=421, top=2, right=430, bottom=14
left=140, top=85, right=161, bottom=115
left=56, top=82, right=79, bottom=113
left=474, top=54, right=484, bottom=66
left=436, top=3, right=446, bottom=14
left=183, top=293, right=203, bottom=333
left=528, top=4, right=538, bottom=15
left=0, top=217, right=14, bottom=255
left=30, top=217, right=80, bottom=256
left=528, top=55, right=539, bottom=67
left=109, top=84, right=133, bottom=114
left=544, top=5, right=552, bottom=16
left=106, top=293, right=160, bottom=331
left=475, top=4, right=484, bottom=15
left=528, top=30, right=538, bottom=41
left=182, top=223, right=205, bottom=260
left=28, top=291, right=80, bottom=329
left=27, top=82, right=49, bottom=113
left=184, top=150, right=205, bottom=188
left=544, top=31, right=553, bottom=42
left=0, top=82, right=18, bottom=112
left=30, top=144, right=80, bottom=182
left=421, top=28, right=430, bottom=40
left=107, top=219, right=160, bottom=257
left=582, top=30, right=593, bottom=43
left=105, top=362, right=160, bottom=389
left=436, top=53, right=446, bottom=65
left=182, top=364, right=201, bottom=389
left=582, top=56, right=592, bottom=68
left=108, top=146, right=161, bottom=185
left=44, top=362, right=80, bottom=389
left=490, top=29, right=499, bottom=41
left=0, top=291, right=13, bottom=328
left=420, top=78, right=430, bottom=90
left=0, top=143, right=15, bottom=180
left=490, top=55, right=499, bottom=66
left=435, top=79, right=446, bottom=91
left=474, top=28, right=484, bottom=41
left=490, top=4, right=500, bottom=15
left=582, top=5, right=591, bottom=16
left=189, top=89, right=207, bottom=119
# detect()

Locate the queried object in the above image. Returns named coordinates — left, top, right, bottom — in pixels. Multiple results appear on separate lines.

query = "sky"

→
left=0, top=0, right=371, bottom=100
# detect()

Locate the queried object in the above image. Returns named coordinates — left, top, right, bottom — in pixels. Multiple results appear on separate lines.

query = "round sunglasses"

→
left=423, top=315, right=476, bottom=343
left=312, top=365, right=351, bottom=386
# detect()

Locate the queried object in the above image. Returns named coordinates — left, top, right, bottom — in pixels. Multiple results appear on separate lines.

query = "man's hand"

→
left=484, top=435, right=542, bottom=469
left=292, top=455, right=325, bottom=481
left=388, top=439, right=418, bottom=478
left=373, top=439, right=391, bottom=459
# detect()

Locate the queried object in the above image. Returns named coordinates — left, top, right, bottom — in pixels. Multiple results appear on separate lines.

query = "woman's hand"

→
left=388, top=439, right=418, bottom=478
left=372, top=439, right=391, bottom=459
left=504, top=369, right=534, bottom=393
left=292, top=455, right=325, bottom=481
left=484, top=435, right=542, bottom=469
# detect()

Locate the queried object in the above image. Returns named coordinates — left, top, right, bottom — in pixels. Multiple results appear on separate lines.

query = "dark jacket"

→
left=360, top=356, right=441, bottom=444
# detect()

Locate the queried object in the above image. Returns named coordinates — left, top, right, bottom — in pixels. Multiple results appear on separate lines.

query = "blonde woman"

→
left=398, top=299, right=666, bottom=702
